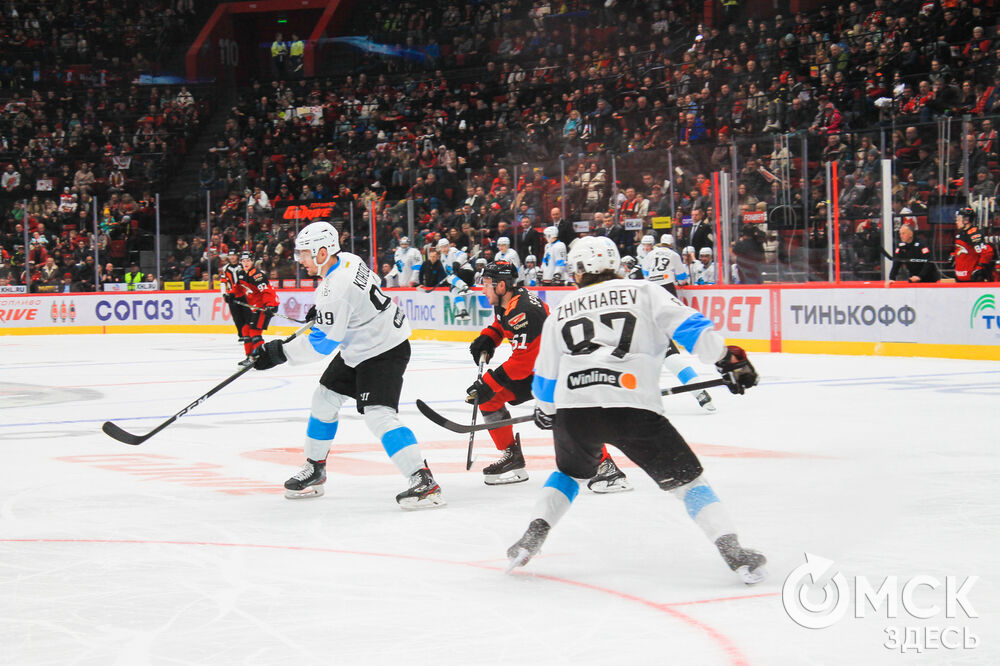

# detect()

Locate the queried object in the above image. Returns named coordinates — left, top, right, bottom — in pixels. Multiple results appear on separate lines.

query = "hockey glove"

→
left=469, top=334, right=497, bottom=364
left=395, top=259, right=404, bottom=272
left=253, top=339, right=288, bottom=371
left=306, top=305, right=317, bottom=322
left=533, top=406, right=554, bottom=430
left=715, top=345, right=758, bottom=395
left=465, top=376, right=496, bottom=405
left=223, top=293, right=236, bottom=306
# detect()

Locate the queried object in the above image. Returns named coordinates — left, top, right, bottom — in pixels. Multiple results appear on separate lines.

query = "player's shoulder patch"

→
left=504, top=294, right=521, bottom=315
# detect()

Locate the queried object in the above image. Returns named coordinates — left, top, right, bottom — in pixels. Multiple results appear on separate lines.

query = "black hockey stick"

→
left=416, top=377, right=729, bottom=434
left=466, top=352, right=489, bottom=470
left=102, top=319, right=315, bottom=445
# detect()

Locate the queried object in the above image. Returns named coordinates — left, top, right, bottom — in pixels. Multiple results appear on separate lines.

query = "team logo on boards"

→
left=969, top=294, right=997, bottom=329
left=566, top=368, right=636, bottom=390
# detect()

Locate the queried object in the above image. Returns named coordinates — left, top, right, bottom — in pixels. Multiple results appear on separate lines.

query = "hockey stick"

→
left=102, top=319, right=315, bottom=445
left=416, top=377, right=729, bottom=434
left=466, top=352, right=489, bottom=470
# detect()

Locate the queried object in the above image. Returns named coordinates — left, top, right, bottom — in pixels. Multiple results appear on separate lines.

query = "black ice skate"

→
left=695, top=390, right=717, bottom=413
left=506, top=518, right=551, bottom=572
left=395, top=464, right=446, bottom=510
left=483, top=436, right=529, bottom=485
left=284, top=459, right=326, bottom=499
left=715, top=533, right=768, bottom=585
left=587, top=458, right=632, bottom=493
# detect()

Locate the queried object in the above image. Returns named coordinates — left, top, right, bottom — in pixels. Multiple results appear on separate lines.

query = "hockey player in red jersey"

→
left=229, top=252, right=279, bottom=358
left=467, top=261, right=631, bottom=491
left=954, top=207, right=995, bottom=281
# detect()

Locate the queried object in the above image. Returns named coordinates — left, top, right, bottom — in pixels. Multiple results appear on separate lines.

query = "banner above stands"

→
left=1, top=285, right=998, bottom=360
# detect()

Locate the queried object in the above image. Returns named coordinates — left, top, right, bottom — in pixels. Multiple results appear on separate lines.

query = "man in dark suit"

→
left=592, top=212, right=626, bottom=256
left=516, top=215, right=543, bottom=262
left=690, top=207, right=715, bottom=255
left=552, top=206, right=577, bottom=247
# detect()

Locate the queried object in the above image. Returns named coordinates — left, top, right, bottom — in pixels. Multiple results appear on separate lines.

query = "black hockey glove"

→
left=223, top=293, right=236, bottom=306
left=715, top=345, right=758, bottom=395
left=253, top=339, right=288, bottom=371
left=469, top=334, right=497, bottom=364
left=306, top=305, right=317, bottom=322
left=465, top=375, right=496, bottom=405
left=533, top=406, right=554, bottom=430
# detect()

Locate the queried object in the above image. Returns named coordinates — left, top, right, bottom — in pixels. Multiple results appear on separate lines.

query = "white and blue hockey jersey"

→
left=393, top=246, right=423, bottom=286
left=495, top=247, right=521, bottom=270
left=542, top=240, right=567, bottom=282
left=641, top=246, right=688, bottom=286
left=284, top=252, right=409, bottom=367
left=532, top=278, right=724, bottom=414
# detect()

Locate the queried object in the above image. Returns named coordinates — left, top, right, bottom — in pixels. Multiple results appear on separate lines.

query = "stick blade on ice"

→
left=102, top=421, right=147, bottom=446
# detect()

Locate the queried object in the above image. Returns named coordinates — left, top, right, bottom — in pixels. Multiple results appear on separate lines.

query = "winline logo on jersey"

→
left=567, top=368, right=637, bottom=390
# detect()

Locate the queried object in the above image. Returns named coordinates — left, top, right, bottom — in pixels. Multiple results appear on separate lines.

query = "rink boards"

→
left=1, top=283, right=998, bottom=360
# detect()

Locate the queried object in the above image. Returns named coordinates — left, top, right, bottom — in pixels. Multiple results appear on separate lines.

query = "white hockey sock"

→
left=663, top=350, right=698, bottom=384
left=366, top=406, right=423, bottom=477
left=669, top=476, right=736, bottom=543
left=304, top=387, right=347, bottom=461
left=532, top=471, right=581, bottom=526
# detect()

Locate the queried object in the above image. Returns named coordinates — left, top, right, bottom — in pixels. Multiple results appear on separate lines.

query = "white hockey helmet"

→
left=699, top=247, right=713, bottom=257
left=640, top=234, right=655, bottom=246
left=295, top=221, right=340, bottom=262
left=568, top=236, right=620, bottom=275
left=399, top=236, right=410, bottom=248
left=496, top=235, right=510, bottom=247
left=544, top=225, right=559, bottom=241
left=475, top=257, right=487, bottom=267
left=660, top=233, right=674, bottom=246
left=622, top=255, right=636, bottom=267
left=525, top=254, right=537, bottom=265
left=436, top=237, right=450, bottom=250
left=683, top=245, right=696, bottom=256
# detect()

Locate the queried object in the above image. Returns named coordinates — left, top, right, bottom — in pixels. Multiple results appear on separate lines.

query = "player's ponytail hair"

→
left=576, top=269, right=618, bottom=287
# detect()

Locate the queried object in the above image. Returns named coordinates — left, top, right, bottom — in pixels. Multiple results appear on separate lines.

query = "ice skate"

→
left=284, top=459, right=326, bottom=499
left=396, top=464, right=446, bottom=510
left=505, top=518, right=550, bottom=573
left=587, top=458, right=632, bottom=493
left=483, top=436, right=529, bottom=485
left=715, top=533, right=768, bottom=584
left=695, top=390, right=717, bottom=413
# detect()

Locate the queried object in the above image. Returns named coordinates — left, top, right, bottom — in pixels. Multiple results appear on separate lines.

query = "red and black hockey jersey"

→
left=229, top=267, right=279, bottom=309
left=954, top=225, right=995, bottom=281
left=478, top=287, right=550, bottom=393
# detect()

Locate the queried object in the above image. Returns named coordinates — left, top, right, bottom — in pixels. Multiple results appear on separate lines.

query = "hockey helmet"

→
left=239, top=251, right=253, bottom=262
left=227, top=248, right=239, bottom=257
left=295, top=221, right=340, bottom=262
left=641, top=234, right=655, bottom=246
left=683, top=245, right=696, bottom=256
left=660, top=233, right=674, bottom=246
left=543, top=225, right=559, bottom=241
left=568, top=236, right=620, bottom=275
left=622, top=255, right=637, bottom=268
left=482, top=260, right=519, bottom=287
left=399, top=236, right=410, bottom=248
left=956, top=207, right=976, bottom=225
left=475, top=257, right=487, bottom=267
left=436, top=237, right=451, bottom=250
left=699, top=247, right=713, bottom=257
left=525, top=254, right=537, bottom=265
left=496, top=235, right=511, bottom=247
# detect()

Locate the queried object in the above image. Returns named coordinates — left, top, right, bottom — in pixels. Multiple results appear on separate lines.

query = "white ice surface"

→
left=0, top=334, right=997, bottom=666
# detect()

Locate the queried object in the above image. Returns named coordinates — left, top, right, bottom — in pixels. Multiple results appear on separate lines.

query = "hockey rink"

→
left=0, top=334, right=996, bottom=665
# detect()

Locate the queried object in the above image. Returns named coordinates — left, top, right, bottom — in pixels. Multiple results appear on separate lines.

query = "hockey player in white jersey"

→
left=252, top=221, right=445, bottom=510
left=506, top=236, right=766, bottom=583
left=541, top=225, right=568, bottom=285
left=520, top=254, right=540, bottom=287
left=691, top=247, right=717, bottom=284
left=437, top=237, right=472, bottom=321
left=494, top=236, right=520, bottom=270
left=636, top=234, right=655, bottom=262
left=392, top=236, right=423, bottom=286
left=620, top=255, right=643, bottom=280
left=641, top=233, right=716, bottom=412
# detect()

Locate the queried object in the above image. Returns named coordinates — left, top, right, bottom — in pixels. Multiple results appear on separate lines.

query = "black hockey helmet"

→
left=240, top=251, right=253, bottom=261
left=956, top=207, right=976, bottom=224
left=481, top=260, right=518, bottom=287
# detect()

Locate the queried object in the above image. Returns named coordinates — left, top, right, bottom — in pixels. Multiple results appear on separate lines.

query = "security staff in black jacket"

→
left=889, top=224, right=940, bottom=283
